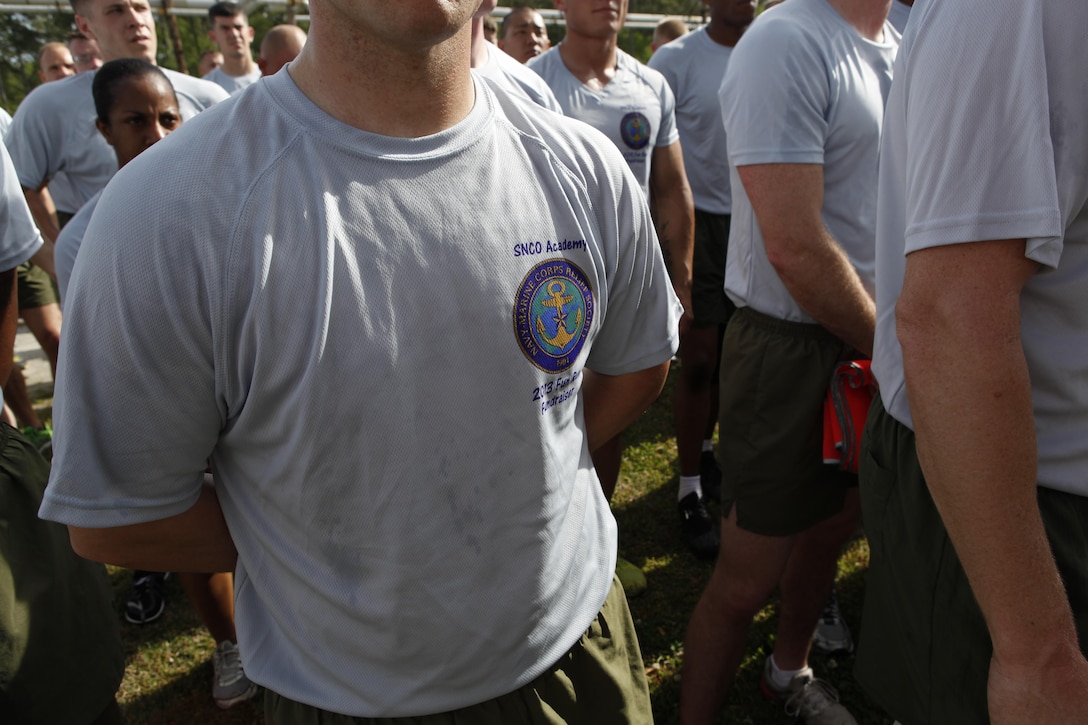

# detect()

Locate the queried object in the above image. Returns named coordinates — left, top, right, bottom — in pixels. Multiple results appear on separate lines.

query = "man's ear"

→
left=208, top=29, right=217, bottom=43
left=76, top=14, right=97, bottom=42
left=96, top=118, right=115, bottom=148
left=246, top=26, right=255, bottom=42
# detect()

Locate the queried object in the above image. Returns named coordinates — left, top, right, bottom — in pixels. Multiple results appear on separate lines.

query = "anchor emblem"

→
left=536, top=280, right=583, bottom=349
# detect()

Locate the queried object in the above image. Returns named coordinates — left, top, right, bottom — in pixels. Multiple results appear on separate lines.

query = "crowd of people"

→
left=2, top=0, right=1087, bottom=723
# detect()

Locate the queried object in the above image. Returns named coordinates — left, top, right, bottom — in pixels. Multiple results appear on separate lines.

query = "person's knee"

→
left=678, top=329, right=720, bottom=391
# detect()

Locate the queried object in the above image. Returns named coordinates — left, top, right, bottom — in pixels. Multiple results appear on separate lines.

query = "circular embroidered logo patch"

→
left=513, top=260, right=594, bottom=373
left=620, top=112, right=651, bottom=150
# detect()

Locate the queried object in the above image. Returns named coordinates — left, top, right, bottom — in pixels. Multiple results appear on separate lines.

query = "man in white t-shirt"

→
left=680, top=1, right=896, bottom=723
left=40, top=0, right=681, bottom=721
left=648, top=0, right=754, bottom=561
left=499, top=6, right=551, bottom=64
left=38, top=42, right=76, bottom=83
left=530, top=1, right=693, bottom=551
left=859, top=2, right=1088, bottom=723
left=258, top=24, right=307, bottom=77
left=202, top=2, right=261, bottom=94
left=471, top=0, right=562, bottom=113
left=4, top=0, right=227, bottom=247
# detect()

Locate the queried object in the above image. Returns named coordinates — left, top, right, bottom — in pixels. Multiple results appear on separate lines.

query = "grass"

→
left=36, top=368, right=891, bottom=724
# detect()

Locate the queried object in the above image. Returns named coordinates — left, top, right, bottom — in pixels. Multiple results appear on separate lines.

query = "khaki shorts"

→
left=856, top=401, right=1088, bottom=725
left=264, top=575, right=652, bottom=724
left=718, top=307, right=854, bottom=536
left=16, top=261, right=58, bottom=311
left=0, top=424, right=125, bottom=723
left=690, top=210, right=735, bottom=329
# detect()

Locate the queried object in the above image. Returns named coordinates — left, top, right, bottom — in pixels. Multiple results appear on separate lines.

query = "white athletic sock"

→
left=678, top=475, right=702, bottom=502
left=769, top=654, right=812, bottom=690
left=701, top=439, right=714, bottom=453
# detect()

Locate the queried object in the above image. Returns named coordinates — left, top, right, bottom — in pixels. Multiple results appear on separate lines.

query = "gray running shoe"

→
left=760, top=657, right=858, bottom=725
left=212, top=640, right=258, bottom=709
left=812, top=589, right=855, bottom=655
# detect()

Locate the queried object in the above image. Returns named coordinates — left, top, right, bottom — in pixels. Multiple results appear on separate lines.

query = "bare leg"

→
left=591, top=433, right=623, bottom=502
left=680, top=508, right=796, bottom=724
left=674, top=326, right=720, bottom=478
left=178, top=571, right=237, bottom=644
left=3, top=368, right=43, bottom=429
left=773, top=488, right=861, bottom=669
left=22, top=303, right=62, bottom=376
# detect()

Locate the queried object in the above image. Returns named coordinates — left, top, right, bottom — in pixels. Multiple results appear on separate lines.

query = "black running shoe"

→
left=679, top=492, right=720, bottom=559
left=125, top=571, right=168, bottom=625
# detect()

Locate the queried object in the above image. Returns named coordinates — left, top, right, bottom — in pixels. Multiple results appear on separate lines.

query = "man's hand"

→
left=738, top=163, right=874, bottom=356
left=650, top=142, right=695, bottom=336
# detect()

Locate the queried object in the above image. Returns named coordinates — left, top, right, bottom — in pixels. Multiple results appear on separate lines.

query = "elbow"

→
left=68, top=526, right=127, bottom=567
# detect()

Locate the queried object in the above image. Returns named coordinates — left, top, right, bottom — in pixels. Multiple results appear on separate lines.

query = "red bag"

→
left=822, top=360, right=875, bottom=474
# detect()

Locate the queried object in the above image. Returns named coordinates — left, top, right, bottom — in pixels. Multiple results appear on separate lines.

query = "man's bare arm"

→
left=898, top=239, right=1088, bottom=724
left=582, top=362, right=670, bottom=453
left=649, top=142, right=695, bottom=335
left=738, top=163, right=874, bottom=356
left=69, top=480, right=238, bottom=573
left=23, top=185, right=59, bottom=279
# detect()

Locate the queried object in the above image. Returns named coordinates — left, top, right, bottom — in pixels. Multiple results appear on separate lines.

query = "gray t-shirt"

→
left=873, top=0, right=1088, bottom=497
left=529, top=46, right=678, bottom=197
left=473, top=43, right=563, bottom=113
left=41, top=71, right=680, bottom=716
left=721, top=0, right=897, bottom=321
left=1, top=144, right=45, bottom=410
left=203, top=65, right=262, bottom=95
left=648, top=26, right=734, bottom=215
left=4, top=67, right=227, bottom=214
left=54, top=189, right=101, bottom=306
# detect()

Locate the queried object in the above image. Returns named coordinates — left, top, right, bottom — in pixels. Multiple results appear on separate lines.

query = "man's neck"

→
left=221, top=53, right=256, bottom=78
left=705, top=17, right=748, bottom=48
left=289, top=14, right=475, bottom=138
left=827, top=0, right=892, bottom=41
left=557, top=33, right=619, bottom=88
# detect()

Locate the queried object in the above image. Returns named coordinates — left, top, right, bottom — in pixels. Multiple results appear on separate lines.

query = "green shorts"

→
left=16, top=262, right=58, bottom=311
left=265, top=574, right=651, bottom=724
left=690, top=210, right=735, bottom=329
left=856, top=401, right=1088, bottom=725
left=0, top=424, right=125, bottom=723
left=718, top=307, right=854, bottom=536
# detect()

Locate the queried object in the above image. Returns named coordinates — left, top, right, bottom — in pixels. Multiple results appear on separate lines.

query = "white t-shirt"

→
left=529, top=46, right=679, bottom=197
left=41, top=71, right=680, bottom=716
left=873, top=0, right=1088, bottom=497
left=473, top=43, right=563, bottom=114
left=648, top=26, right=735, bottom=215
left=1, top=144, right=45, bottom=411
left=203, top=65, right=262, bottom=95
left=4, top=68, right=227, bottom=214
left=54, top=189, right=100, bottom=305
left=0, top=108, right=11, bottom=137
left=721, top=0, right=897, bottom=321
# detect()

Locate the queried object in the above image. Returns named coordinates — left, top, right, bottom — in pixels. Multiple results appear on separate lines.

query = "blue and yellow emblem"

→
left=620, top=112, right=651, bottom=150
left=514, top=260, right=594, bottom=373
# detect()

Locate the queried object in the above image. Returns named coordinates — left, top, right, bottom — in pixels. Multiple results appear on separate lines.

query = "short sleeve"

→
left=654, top=76, right=679, bottom=148
left=4, top=88, right=60, bottom=190
left=901, top=3, right=1063, bottom=267
left=583, top=142, right=681, bottom=374
left=0, top=145, right=43, bottom=272
left=39, top=159, right=222, bottom=527
left=721, top=18, right=828, bottom=167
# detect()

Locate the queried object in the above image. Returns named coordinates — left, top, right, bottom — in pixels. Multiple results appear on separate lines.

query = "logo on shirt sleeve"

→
left=513, top=260, right=594, bottom=373
left=620, top=112, right=652, bottom=150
